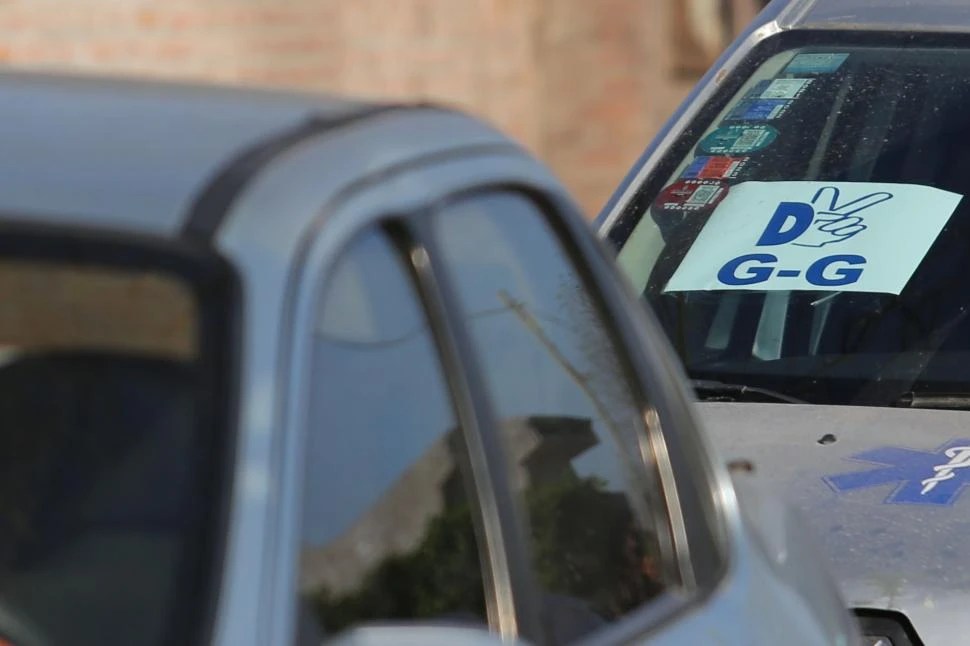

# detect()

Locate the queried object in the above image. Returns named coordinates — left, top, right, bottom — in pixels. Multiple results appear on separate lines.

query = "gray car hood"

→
left=697, top=402, right=970, bottom=645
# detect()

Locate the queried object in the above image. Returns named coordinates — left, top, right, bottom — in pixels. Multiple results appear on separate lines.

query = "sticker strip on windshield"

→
left=759, top=78, right=813, bottom=99
left=742, top=78, right=814, bottom=101
left=726, top=99, right=792, bottom=121
left=784, top=53, right=849, bottom=75
left=726, top=78, right=814, bottom=121
left=663, top=181, right=964, bottom=295
left=681, top=156, right=750, bottom=180
left=699, top=125, right=778, bottom=155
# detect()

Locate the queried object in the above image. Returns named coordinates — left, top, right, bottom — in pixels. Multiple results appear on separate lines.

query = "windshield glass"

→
left=615, top=45, right=970, bottom=407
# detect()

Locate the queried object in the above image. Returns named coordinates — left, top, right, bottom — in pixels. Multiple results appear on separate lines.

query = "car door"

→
left=424, top=189, right=722, bottom=645
left=277, top=149, right=856, bottom=646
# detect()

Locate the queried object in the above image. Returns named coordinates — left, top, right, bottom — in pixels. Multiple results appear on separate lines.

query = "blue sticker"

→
left=785, top=52, right=849, bottom=75
left=824, top=440, right=970, bottom=506
left=681, top=155, right=749, bottom=180
left=727, top=99, right=792, bottom=121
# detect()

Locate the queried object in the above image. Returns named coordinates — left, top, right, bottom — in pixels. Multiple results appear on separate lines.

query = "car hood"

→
left=696, top=402, right=970, bottom=645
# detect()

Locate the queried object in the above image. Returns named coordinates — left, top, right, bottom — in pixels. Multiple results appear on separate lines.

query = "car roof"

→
left=781, top=0, right=970, bottom=33
left=0, top=69, right=471, bottom=239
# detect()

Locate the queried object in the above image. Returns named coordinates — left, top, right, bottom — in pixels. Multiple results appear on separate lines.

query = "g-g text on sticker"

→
left=663, top=181, right=964, bottom=295
left=718, top=253, right=866, bottom=287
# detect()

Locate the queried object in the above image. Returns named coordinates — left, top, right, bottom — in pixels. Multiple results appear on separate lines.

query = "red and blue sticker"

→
left=681, top=156, right=749, bottom=180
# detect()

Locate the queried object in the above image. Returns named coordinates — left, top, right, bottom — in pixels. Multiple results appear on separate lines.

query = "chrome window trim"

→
left=408, top=213, right=547, bottom=642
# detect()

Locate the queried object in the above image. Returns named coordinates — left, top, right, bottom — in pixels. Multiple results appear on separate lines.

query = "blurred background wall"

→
left=0, top=0, right=768, bottom=218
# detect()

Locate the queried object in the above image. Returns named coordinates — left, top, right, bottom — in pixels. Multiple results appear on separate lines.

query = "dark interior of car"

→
left=0, top=350, right=201, bottom=646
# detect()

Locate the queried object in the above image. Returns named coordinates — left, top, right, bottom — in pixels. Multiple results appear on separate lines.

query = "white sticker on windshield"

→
left=663, top=181, right=964, bottom=295
left=759, top=78, right=812, bottom=99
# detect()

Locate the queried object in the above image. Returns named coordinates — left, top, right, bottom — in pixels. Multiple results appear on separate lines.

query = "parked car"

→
left=0, top=70, right=856, bottom=646
left=597, top=0, right=970, bottom=644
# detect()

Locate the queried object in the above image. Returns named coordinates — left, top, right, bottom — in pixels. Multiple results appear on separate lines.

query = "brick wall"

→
left=0, top=0, right=738, bottom=218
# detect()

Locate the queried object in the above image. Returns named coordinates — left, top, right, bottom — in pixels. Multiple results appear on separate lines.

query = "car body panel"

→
left=270, top=149, right=858, bottom=646
left=0, top=68, right=857, bottom=646
left=206, top=84, right=858, bottom=646
left=0, top=69, right=364, bottom=236
left=696, top=402, right=970, bottom=644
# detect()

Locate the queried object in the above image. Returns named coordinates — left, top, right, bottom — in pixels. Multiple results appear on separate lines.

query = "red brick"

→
left=0, top=0, right=726, bottom=217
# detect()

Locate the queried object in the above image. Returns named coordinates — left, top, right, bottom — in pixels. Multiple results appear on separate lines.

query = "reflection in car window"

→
left=435, top=193, right=671, bottom=644
left=615, top=46, right=970, bottom=408
left=0, top=260, right=208, bottom=646
left=299, top=228, right=490, bottom=637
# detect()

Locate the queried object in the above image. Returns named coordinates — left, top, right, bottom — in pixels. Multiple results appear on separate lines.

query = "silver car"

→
left=0, top=70, right=854, bottom=646
left=598, top=1, right=970, bottom=645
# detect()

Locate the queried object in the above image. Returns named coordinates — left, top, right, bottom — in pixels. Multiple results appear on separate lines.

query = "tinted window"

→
left=298, top=229, right=490, bottom=637
left=0, top=259, right=211, bottom=646
left=614, top=45, right=970, bottom=408
left=434, top=193, right=672, bottom=644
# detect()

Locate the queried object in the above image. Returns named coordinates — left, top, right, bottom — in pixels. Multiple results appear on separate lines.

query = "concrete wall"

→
left=0, top=0, right=758, bottom=217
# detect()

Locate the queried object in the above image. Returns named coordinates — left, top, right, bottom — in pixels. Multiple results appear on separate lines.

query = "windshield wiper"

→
left=691, top=379, right=808, bottom=405
left=892, top=392, right=970, bottom=411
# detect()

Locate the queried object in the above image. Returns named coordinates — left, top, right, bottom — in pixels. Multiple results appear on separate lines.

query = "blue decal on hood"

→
left=824, top=440, right=970, bottom=506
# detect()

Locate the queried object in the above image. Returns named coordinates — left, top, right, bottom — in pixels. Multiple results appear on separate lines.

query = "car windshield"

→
left=614, top=45, right=970, bottom=408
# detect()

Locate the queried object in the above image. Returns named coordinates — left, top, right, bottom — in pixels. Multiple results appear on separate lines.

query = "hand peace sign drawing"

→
left=791, top=186, right=894, bottom=248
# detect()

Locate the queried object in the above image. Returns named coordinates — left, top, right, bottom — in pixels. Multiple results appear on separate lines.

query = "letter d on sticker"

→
left=756, top=201, right=815, bottom=246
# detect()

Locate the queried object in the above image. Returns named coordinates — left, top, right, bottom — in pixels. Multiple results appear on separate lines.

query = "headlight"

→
left=862, top=637, right=893, bottom=646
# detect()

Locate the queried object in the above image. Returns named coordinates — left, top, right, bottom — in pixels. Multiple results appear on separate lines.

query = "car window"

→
left=0, top=259, right=215, bottom=646
left=298, top=227, right=491, bottom=638
left=433, top=193, right=674, bottom=645
left=613, top=45, right=970, bottom=409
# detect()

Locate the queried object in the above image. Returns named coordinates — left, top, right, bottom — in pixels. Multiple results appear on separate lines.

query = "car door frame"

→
left=273, top=147, right=732, bottom=646
left=413, top=182, right=734, bottom=644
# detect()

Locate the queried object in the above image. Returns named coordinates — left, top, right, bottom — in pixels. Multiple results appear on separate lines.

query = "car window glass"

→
left=434, top=193, right=672, bottom=644
left=0, top=260, right=210, bottom=646
left=298, top=228, right=490, bottom=638
left=615, top=45, right=970, bottom=407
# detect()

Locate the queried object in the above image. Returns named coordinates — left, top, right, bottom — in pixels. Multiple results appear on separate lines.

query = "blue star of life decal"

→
left=824, top=439, right=970, bottom=506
